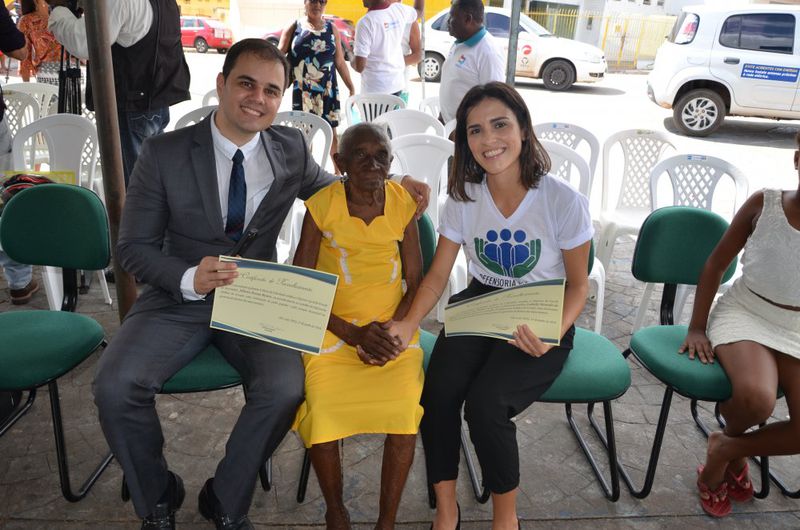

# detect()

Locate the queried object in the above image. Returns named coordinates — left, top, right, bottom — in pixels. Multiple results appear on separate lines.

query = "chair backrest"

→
left=174, top=105, right=217, bottom=129
left=0, top=184, right=110, bottom=270
left=3, top=90, right=40, bottom=137
left=274, top=110, right=333, bottom=169
left=418, top=96, right=440, bottom=118
left=390, top=133, right=454, bottom=227
left=12, top=114, right=98, bottom=189
left=202, top=88, right=219, bottom=106
left=601, top=129, right=676, bottom=212
left=417, top=212, right=436, bottom=275
left=373, top=108, right=446, bottom=138
left=345, top=93, right=405, bottom=127
left=649, top=154, right=750, bottom=217
left=534, top=122, right=600, bottom=184
left=4, top=82, right=59, bottom=116
left=539, top=139, right=592, bottom=197
left=443, top=119, right=456, bottom=139
left=632, top=206, right=737, bottom=286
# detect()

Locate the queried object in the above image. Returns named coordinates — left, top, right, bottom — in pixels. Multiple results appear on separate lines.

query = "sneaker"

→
left=10, top=280, right=39, bottom=305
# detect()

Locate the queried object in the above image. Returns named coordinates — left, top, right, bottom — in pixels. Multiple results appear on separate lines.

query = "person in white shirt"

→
left=46, top=0, right=190, bottom=184
left=352, top=0, right=423, bottom=96
left=439, top=0, right=505, bottom=124
left=389, top=82, right=592, bottom=530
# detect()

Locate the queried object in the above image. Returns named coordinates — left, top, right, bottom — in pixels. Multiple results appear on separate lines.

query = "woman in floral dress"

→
left=17, top=0, right=60, bottom=85
left=279, top=0, right=355, bottom=171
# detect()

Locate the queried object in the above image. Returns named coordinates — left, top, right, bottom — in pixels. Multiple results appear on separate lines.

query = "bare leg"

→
left=375, top=434, right=416, bottom=530
left=431, top=480, right=458, bottom=530
left=702, top=342, right=798, bottom=489
left=310, top=440, right=350, bottom=530
left=491, top=489, right=519, bottom=530
left=331, top=131, right=341, bottom=175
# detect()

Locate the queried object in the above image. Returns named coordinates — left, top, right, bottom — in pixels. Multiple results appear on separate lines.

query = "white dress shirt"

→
left=48, top=0, right=153, bottom=60
left=180, top=113, right=274, bottom=300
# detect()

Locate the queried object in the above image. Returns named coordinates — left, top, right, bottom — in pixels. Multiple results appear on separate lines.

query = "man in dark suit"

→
left=93, top=39, right=428, bottom=530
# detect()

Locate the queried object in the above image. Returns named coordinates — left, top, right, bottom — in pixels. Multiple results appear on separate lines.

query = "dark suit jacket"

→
left=117, top=117, right=334, bottom=317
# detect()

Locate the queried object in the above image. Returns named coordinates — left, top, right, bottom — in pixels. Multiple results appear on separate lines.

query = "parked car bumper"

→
left=574, top=60, right=607, bottom=83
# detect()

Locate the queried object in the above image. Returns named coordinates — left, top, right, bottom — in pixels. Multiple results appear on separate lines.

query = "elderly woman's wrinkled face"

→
left=339, top=128, right=392, bottom=191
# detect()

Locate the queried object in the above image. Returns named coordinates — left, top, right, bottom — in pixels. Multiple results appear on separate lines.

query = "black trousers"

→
left=420, top=280, right=574, bottom=494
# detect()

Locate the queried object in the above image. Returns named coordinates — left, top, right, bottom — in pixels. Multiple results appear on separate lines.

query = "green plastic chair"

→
left=0, top=184, right=114, bottom=501
left=607, top=206, right=775, bottom=499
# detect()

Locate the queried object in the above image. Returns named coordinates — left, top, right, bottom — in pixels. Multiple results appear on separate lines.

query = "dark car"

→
left=180, top=16, right=234, bottom=54
left=263, top=15, right=354, bottom=61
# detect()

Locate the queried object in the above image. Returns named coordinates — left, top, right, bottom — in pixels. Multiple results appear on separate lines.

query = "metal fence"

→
left=527, top=9, right=677, bottom=70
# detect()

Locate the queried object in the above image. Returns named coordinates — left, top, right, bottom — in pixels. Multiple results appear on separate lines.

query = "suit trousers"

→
left=93, top=301, right=304, bottom=518
left=420, top=280, right=573, bottom=494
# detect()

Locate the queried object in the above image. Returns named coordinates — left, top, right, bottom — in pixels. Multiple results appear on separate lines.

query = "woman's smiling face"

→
left=465, top=97, right=524, bottom=180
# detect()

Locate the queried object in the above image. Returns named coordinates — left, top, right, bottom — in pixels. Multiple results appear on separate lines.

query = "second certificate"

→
left=444, top=279, right=565, bottom=345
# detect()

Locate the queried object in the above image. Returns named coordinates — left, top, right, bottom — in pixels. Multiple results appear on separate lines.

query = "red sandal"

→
left=697, top=465, right=732, bottom=518
left=725, top=462, right=754, bottom=503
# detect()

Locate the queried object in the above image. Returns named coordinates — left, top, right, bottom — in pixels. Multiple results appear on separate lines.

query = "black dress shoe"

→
left=141, top=471, right=185, bottom=530
left=198, top=478, right=254, bottom=530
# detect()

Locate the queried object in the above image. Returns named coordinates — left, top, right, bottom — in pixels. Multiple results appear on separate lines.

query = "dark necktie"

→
left=225, top=149, right=246, bottom=241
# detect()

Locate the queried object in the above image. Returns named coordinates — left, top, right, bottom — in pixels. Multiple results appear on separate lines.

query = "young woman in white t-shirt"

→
left=389, top=82, right=593, bottom=530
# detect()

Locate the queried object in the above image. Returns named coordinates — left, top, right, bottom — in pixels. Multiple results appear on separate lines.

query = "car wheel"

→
left=217, top=48, right=227, bottom=54
left=541, top=60, right=575, bottom=91
left=194, top=37, right=209, bottom=54
left=673, top=89, right=726, bottom=137
left=419, top=52, right=444, bottom=83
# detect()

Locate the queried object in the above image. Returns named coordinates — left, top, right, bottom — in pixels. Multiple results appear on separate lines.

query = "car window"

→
left=719, top=13, right=795, bottom=54
left=486, top=13, right=510, bottom=38
left=431, top=14, right=449, bottom=32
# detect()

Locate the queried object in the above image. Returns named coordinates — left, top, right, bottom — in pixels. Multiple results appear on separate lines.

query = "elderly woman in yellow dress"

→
left=292, top=123, right=424, bottom=530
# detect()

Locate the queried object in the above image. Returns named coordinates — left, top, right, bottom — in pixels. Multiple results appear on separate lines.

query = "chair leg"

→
left=0, top=388, right=36, bottom=437
left=48, top=381, right=114, bottom=502
left=460, top=424, right=490, bottom=503
left=296, top=447, right=312, bottom=503
left=568, top=402, right=621, bottom=501
left=593, top=385, right=674, bottom=499
left=689, top=399, right=796, bottom=499
left=259, top=457, right=272, bottom=491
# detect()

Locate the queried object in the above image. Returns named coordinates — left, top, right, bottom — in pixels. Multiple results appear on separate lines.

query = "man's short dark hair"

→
left=222, top=38, right=291, bottom=89
left=452, top=0, right=484, bottom=23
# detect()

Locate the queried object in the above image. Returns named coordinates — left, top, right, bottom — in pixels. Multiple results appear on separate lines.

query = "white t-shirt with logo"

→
left=440, top=30, right=505, bottom=123
left=354, top=3, right=418, bottom=94
left=438, top=175, right=593, bottom=288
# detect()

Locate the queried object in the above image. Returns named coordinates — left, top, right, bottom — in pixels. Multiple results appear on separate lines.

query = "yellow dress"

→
left=293, top=180, right=424, bottom=447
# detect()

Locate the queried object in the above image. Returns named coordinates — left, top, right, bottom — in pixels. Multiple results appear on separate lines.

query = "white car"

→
left=421, top=7, right=607, bottom=91
left=648, top=4, right=800, bottom=136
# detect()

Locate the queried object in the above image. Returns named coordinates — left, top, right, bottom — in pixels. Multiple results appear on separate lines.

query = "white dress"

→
left=707, top=189, right=800, bottom=358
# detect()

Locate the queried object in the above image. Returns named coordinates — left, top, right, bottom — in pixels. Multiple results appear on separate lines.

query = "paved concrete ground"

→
left=1, top=236, right=799, bottom=529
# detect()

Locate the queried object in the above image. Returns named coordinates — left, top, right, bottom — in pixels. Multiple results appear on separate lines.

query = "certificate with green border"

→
left=210, top=256, right=338, bottom=354
left=444, top=279, right=565, bottom=345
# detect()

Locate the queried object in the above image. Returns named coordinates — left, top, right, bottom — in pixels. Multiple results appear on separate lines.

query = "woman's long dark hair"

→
left=448, top=81, right=550, bottom=202
left=21, top=0, right=36, bottom=16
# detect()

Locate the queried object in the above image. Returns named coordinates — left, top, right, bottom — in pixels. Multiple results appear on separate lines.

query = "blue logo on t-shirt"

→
left=474, top=229, right=541, bottom=278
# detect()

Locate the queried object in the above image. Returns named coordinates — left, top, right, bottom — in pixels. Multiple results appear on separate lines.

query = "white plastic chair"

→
left=202, top=88, right=219, bottom=106
left=418, top=96, right=440, bottom=119
left=374, top=108, right=445, bottom=138
left=534, top=122, right=600, bottom=185
left=391, top=133, right=461, bottom=322
left=4, top=82, right=59, bottom=116
left=596, top=129, right=676, bottom=271
left=630, top=154, right=750, bottom=331
left=540, top=140, right=605, bottom=333
left=174, top=105, right=217, bottom=129
left=345, top=94, right=405, bottom=127
left=3, top=91, right=41, bottom=169
left=12, top=114, right=112, bottom=310
left=274, top=110, right=333, bottom=169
